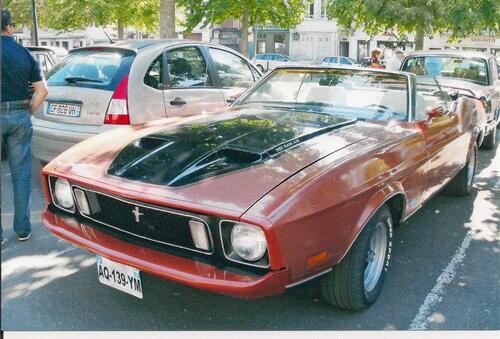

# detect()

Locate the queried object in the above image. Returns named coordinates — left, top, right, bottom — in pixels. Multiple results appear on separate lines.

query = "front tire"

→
left=320, top=205, right=393, bottom=311
left=446, top=143, right=477, bottom=196
left=481, top=126, right=496, bottom=150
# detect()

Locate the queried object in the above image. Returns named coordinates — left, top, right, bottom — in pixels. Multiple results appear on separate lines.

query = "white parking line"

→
left=409, top=233, right=472, bottom=330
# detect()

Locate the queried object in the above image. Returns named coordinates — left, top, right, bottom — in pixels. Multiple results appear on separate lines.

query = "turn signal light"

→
left=74, top=188, right=91, bottom=215
left=307, top=251, right=329, bottom=267
left=189, top=220, right=210, bottom=251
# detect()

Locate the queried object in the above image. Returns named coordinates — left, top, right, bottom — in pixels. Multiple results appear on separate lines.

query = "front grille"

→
left=72, top=187, right=213, bottom=255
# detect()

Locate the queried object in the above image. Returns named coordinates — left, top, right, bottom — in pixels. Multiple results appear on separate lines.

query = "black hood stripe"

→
left=107, top=110, right=355, bottom=187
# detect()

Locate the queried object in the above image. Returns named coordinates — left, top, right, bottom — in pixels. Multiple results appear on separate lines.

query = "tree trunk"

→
left=415, top=25, right=424, bottom=51
left=117, top=17, right=124, bottom=40
left=240, top=10, right=249, bottom=57
left=160, top=0, right=176, bottom=39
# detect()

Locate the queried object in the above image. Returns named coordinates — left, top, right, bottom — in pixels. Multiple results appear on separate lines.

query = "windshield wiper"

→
left=65, top=76, right=103, bottom=84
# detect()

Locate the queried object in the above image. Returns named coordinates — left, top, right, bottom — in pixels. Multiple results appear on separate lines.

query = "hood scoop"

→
left=167, top=146, right=264, bottom=187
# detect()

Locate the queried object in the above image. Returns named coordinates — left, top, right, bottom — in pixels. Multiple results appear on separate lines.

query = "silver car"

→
left=32, top=40, right=262, bottom=163
left=401, top=51, right=500, bottom=149
left=254, top=53, right=305, bottom=73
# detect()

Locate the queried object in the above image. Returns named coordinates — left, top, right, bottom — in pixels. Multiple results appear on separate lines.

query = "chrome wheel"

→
left=467, top=148, right=476, bottom=187
left=364, top=221, right=388, bottom=293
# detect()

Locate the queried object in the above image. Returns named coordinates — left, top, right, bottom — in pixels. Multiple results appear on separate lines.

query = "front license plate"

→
left=47, top=102, right=81, bottom=117
left=96, top=255, right=143, bottom=299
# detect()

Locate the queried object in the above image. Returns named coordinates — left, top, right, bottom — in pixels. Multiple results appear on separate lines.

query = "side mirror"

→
left=426, top=106, right=445, bottom=121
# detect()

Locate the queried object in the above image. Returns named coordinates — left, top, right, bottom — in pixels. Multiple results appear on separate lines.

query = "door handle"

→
left=226, top=98, right=236, bottom=105
left=170, top=97, right=186, bottom=106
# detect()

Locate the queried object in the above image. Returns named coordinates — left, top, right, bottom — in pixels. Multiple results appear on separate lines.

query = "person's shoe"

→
left=17, top=232, right=31, bottom=241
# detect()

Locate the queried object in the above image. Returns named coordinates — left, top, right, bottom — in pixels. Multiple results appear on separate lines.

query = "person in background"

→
left=387, top=49, right=405, bottom=70
left=369, top=48, right=384, bottom=69
left=1, top=9, right=48, bottom=243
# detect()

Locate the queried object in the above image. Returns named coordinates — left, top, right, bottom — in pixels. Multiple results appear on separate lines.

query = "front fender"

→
left=338, top=182, right=407, bottom=264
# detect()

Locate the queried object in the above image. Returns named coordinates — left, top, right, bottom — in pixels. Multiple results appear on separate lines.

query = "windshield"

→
left=401, top=56, right=489, bottom=85
left=46, top=49, right=135, bottom=89
left=236, top=68, right=409, bottom=121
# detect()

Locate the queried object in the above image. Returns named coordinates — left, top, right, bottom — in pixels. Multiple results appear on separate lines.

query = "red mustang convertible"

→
left=42, top=66, right=483, bottom=310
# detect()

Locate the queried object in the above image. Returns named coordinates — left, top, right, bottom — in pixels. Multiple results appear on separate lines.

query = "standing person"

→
left=369, top=48, right=384, bottom=69
left=386, top=49, right=405, bottom=70
left=1, top=9, right=48, bottom=243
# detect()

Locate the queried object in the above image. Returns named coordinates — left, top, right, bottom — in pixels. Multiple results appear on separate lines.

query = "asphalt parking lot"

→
left=1, top=143, right=499, bottom=331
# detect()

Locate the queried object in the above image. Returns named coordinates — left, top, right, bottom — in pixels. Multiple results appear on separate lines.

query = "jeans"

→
left=1, top=109, right=32, bottom=237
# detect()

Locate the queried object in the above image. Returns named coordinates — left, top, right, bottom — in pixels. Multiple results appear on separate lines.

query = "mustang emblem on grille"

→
left=131, top=206, right=144, bottom=223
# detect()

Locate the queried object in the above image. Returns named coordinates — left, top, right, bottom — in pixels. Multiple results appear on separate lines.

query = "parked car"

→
left=42, top=65, right=483, bottom=310
left=45, top=45, right=69, bottom=62
left=32, top=39, right=262, bottom=163
left=321, top=56, right=360, bottom=66
left=26, top=46, right=57, bottom=76
left=254, top=53, right=304, bottom=72
left=401, top=50, right=500, bottom=149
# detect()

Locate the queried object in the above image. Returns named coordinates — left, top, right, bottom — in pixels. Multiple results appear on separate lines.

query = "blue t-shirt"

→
left=1, top=36, right=43, bottom=102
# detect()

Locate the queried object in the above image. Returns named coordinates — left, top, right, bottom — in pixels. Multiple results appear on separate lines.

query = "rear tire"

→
left=481, top=127, right=496, bottom=150
left=320, top=205, right=393, bottom=311
left=446, top=143, right=477, bottom=196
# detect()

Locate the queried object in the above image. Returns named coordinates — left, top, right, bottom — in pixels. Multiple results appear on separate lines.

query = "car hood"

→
left=48, top=108, right=391, bottom=215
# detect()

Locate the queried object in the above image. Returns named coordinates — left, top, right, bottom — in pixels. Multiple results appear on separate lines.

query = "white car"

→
left=321, top=56, right=360, bottom=67
left=254, top=53, right=305, bottom=72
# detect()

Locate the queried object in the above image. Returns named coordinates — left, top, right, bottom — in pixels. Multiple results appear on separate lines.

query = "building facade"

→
left=424, top=33, right=499, bottom=56
left=289, top=0, right=338, bottom=62
left=288, top=0, right=415, bottom=63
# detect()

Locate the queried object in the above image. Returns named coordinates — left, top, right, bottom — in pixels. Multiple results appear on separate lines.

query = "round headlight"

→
left=230, top=223, right=267, bottom=261
left=54, top=178, right=74, bottom=210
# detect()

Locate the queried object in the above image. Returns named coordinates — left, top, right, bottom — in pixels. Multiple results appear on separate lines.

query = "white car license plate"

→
left=47, top=102, right=81, bottom=117
left=96, top=255, right=143, bottom=299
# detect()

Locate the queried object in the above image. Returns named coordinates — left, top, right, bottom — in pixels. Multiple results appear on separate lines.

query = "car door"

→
left=207, top=47, right=260, bottom=105
left=417, top=95, right=469, bottom=200
left=163, top=46, right=225, bottom=118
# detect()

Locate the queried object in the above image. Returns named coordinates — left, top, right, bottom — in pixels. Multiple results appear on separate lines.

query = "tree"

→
left=5, top=0, right=161, bottom=40
left=326, top=0, right=499, bottom=50
left=160, top=0, right=176, bottom=38
left=177, top=0, right=310, bottom=57
left=3, top=0, right=36, bottom=26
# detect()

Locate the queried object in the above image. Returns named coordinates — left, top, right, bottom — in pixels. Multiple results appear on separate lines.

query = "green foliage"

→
left=3, top=0, right=45, bottom=27
left=42, top=0, right=160, bottom=33
left=327, top=0, right=499, bottom=42
left=3, top=0, right=161, bottom=33
left=177, top=0, right=310, bottom=33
